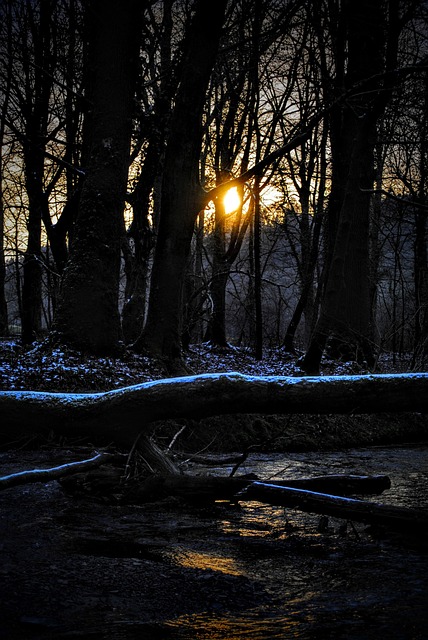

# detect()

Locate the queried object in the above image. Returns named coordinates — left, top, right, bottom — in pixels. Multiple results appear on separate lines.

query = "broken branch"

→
left=0, top=452, right=114, bottom=490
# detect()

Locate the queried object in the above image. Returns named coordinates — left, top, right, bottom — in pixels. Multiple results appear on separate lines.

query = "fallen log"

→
left=238, top=482, right=428, bottom=534
left=0, top=452, right=113, bottom=490
left=1, top=372, right=428, bottom=446
left=174, top=452, right=248, bottom=466
left=128, top=473, right=391, bottom=504
left=265, top=474, right=391, bottom=495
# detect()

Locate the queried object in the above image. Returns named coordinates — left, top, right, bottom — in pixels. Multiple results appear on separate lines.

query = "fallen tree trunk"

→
left=129, top=473, right=391, bottom=503
left=0, top=372, right=427, bottom=446
left=239, top=482, right=428, bottom=534
left=260, top=474, right=391, bottom=495
left=0, top=452, right=113, bottom=490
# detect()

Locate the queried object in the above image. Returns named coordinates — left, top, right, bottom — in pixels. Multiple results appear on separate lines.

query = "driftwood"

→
left=239, top=482, right=428, bottom=534
left=130, top=473, right=427, bottom=537
left=0, top=452, right=113, bottom=490
left=1, top=372, right=428, bottom=446
left=258, top=474, right=391, bottom=495
left=129, top=473, right=391, bottom=504
left=2, top=448, right=422, bottom=537
left=128, top=435, right=180, bottom=475
left=174, top=452, right=248, bottom=466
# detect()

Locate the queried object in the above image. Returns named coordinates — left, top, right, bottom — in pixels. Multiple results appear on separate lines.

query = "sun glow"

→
left=223, top=186, right=241, bottom=214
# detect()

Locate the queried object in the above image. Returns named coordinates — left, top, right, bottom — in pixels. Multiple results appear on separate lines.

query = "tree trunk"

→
left=283, top=165, right=325, bottom=353
left=122, top=0, right=175, bottom=345
left=302, top=120, right=376, bottom=372
left=1, top=372, right=427, bottom=448
left=0, top=184, right=7, bottom=335
left=21, top=155, right=44, bottom=344
left=253, top=175, right=263, bottom=359
left=53, top=0, right=142, bottom=354
left=413, top=72, right=428, bottom=361
left=136, top=0, right=228, bottom=367
left=414, top=208, right=428, bottom=357
left=182, top=212, right=205, bottom=348
left=121, top=205, right=153, bottom=345
left=302, top=0, right=390, bottom=374
left=204, top=265, right=231, bottom=347
left=204, top=190, right=231, bottom=347
left=0, top=2, right=12, bottom=336
left=20, top=0, right=53, bottom=344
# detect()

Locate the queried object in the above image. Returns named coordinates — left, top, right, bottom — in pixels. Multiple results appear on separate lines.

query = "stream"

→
left=155, top=444, right=428, bottom=639
left=1, top=444, right=427, bottom=639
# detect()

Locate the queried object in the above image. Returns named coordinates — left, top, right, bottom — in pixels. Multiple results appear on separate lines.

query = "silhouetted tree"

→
left=301, top=0, right=402, bottom=373
left=134, top=0, right=228, bottom=369
left=54, top=0, right=143, bottom=353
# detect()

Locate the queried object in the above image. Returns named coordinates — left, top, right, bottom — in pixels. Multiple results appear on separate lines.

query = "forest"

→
left=0, top=0, right=427, bottom=375
left=1, top=1, right=428, bottom=638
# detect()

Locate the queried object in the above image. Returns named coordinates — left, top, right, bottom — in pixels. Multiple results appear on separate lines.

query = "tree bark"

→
left=53, top=0, right=142, bottom=354
left=122, top=0, right=176, bottom=345
left=135, top=0, right=228, bottom=366
left=0, top=1, right=13, bottom=336
left=20, top=0, right=54, bottom=344
left=1, top=373, right=427, bottom=447
left=302, top=0, right=393, bottom=374
left=413, top=71, right=428, bottom=360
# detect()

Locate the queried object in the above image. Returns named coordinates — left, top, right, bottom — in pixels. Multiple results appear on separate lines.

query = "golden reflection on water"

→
left=218, top=503, right=299, bottom=539
left=172, top=549, right=243, bottom=576
left=165, top=610, right=301, bottom=639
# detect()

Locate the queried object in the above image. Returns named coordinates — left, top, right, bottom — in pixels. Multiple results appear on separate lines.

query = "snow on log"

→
left=0, top=372, right=427, bottom=447
left=263, top=474, right=392, bottom=496
left=0, top=452, right=113, bottom=490
left=238, top=482, right=428, bottom=534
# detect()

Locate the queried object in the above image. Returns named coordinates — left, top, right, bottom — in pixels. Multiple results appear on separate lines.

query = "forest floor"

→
left=1, top=340, right=427, bottom=638
left=0, top=338, right=423, bottom=393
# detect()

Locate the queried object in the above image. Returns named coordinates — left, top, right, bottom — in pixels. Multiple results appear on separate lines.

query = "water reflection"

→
left=162, top=445, right=428, bottom=639
left=165, top=609, right=301, bottom=639
left=194, top=444, right=428, bottom=510
left=172, top=549, right=242, bottom=576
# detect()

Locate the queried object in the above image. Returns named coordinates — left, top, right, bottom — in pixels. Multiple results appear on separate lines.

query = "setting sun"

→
left=223, top=186, right=241, bottom=214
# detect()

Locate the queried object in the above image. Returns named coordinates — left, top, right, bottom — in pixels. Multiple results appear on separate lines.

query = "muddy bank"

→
left=154, top=412, right=428, bottom=453
left=2, top=410, right=427, bottom=456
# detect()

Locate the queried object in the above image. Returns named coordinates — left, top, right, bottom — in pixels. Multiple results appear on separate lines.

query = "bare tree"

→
left=53, top=0, right=143, bottom=353
left=0, top=0, right=13, bottom=335
left=0, top=0, right=85, bottom=340
left=301, top=0, right=403, bottom=374
left=134, top=0, right=228, bottom=369
left=121, top=0, right=178, bottom=344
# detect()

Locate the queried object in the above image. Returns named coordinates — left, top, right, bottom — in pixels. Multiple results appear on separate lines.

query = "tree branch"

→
left=0, top=452, right=114, bottom=491
left=204, top=58, right=428, bottom=206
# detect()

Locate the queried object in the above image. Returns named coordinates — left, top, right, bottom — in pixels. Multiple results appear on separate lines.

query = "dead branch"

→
left=0, top=452, right=114, bottom=490
left=128, top=473, right=392, bottom=504
left=238, top=482, right=428, bottom=534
